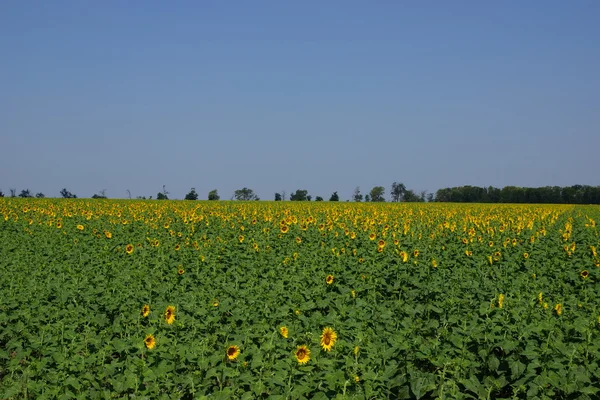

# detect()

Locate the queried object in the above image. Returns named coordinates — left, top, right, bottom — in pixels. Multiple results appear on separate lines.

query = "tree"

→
left=274, top=193, right=282, bottom=201
left=157, top=185, right=169, bottom=200
left=60, top=188, right=77, bottom=198
left=290, top=189, right=309, bottom=201
left=0, top=189, right=4, bottom=197
left=19, top=189, right=33, bottom=198
left=365, top=194, right=371, bottom=202
left=390, top=182, right=406, bottom=202
left=281, top=191, right=286, bottom=201
left=329, top=191, right=339, bottom=201
left=208, top=189, right=220, bottom=200
left=234, top=188, right=259, bottom=201
left=10, top=189, right=17, bottom=197
left=353, top=187, right=363, bottom=202
left=92, top=189, right=107, bottom=199
left=370, top=186, right=385, bottom=202
left=403, top=189, right=422, bottom=202
left=185, top=187, right=199, bottom=200
left=315, top=196, right=324, bottom=201
left=35, top=192, right=45, bottom=198
left=307, top=195, right=312, bottom=201
left=426, top=193, right=434, bottom=202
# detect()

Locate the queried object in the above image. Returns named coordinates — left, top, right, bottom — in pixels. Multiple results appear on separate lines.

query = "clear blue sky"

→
left=1, top=1, right=598, bottom=200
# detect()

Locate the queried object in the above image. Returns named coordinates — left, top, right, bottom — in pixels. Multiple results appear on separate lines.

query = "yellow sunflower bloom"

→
left=226, top=345, right=240, bottom=361
left=165, top=305, right=176, bottom=324
left=320, top=327, right=337, bottom=351
left=144, top=334, right=156, bottom=350
left=295, top=345, right=311, bottom=364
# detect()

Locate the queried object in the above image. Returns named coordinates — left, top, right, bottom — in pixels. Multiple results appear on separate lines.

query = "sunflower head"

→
left=555, top=303, right=562, bottom=315
left=125, top=244, right=134, bottom=254
left=320, top=327, right=338, bottom=351
left=165, top=305, right=176, bottom=324
left=226, top=345, right=240, bottom=361
left=178, top=267, right=185, bottom=275
left=581, top=270, right=590, bottom=279
left=279, top=326, right=289, bottom=338
left=144, top=334, right=156, bottom=350
left=523, top=252, right=529, bottom=259
left=238, top=235, right=244, bottom=243
left=295, top=345, right=311, bottom=364
left=141, top=304, right=150, bottom=317
left=174, top=244, right=180, bottom=251
left=326, top=275, right=334, bottom=285
left=280, top=225, right=289, bottom=234
left=77, top=224, right=84, bottom=231
left=104, top=231, right=112, bottom=239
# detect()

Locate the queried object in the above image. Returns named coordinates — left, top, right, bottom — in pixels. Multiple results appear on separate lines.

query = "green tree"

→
left=60, top=188, right=77, bottom=198
left=315, top=196, right=324, bottom=201
left=390, top=182, right=406, bottom=202
left=185, top=187, right=199, bottom=200
left=369, top=186, right=385, bottom=202
left=208, top=189, right=220, bottom=200
left=157, top=185, right=169, bottom=200
left=329, top=191, right=339, bottom=201
left=353, top=187, right=363, bottom=202
left=290, top=189, right=309, bottom=201
left=234, top=188, right=259, bottom=201
left=19, top=189, right=33, bottom=198
left=274, top=193, right=282, bottom=201
left=365, top=194, right=371, bottom=202
left=0, top=189, right=4, bottom=197
left=92, top=189, right=107, bottom=199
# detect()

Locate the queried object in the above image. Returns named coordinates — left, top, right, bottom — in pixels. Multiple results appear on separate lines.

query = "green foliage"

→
left=60, top=188, right=77, bottom=198
left=1, top=199, right=600, bottom=398
left=18, top=189, right=32, bottom=198
left=234, top=188, right=259, bottom=201
left=435, top=185, right=600, bottom=204
left=290, top=190, right=308, bottom=201
left=369, top=186, right=385, bottom=202
left=329, top=192, right=339, bottom=202
left=208, top=190, right=220, bottom=201
left=353, top=187, right=363, bottom=202
left=315, top=196, right=324, bottom=201
left=274, top=193, right=282, bottom=201
left=184, top=188, right=199, bottom=200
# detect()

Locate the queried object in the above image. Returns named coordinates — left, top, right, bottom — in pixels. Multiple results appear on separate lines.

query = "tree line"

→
left=434, top=185, right=600, bottom=204
left=2, top=183, right=599, bottom=204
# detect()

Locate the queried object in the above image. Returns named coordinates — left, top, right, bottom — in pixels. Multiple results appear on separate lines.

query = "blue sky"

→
left=1, top=1, right=598, bottom=200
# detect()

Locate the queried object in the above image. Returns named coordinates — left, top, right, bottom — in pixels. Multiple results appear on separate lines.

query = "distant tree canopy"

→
left=274, top=193, right=282, bottom=201
left=290, top=189, right=309, bottom=201
left=92, top=189, right=107, bottom=199
left=0, top=189, right=4, bottom=197
left=234, top=188, right=259, bottom=201
left=184, top=187, right=199, bottom=200
left=157, top=185, right=169, bottom=200
left=353, top=187, right=363, bottom=202
left=19, top=189, right=33, bottom=198
left=434, top=185, right=600, bottom=204
left=60, top=188, right=77, bottom=198
left=315, top=196, right=324, bottom=201
left=208, top=190, right=220, bottom=201
left=329, top=191, right=339, bottom=201
left=369, top=186, right=385, bottom=202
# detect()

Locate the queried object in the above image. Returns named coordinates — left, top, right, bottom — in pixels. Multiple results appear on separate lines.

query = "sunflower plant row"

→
left=1, top=199, right=600, bottom=399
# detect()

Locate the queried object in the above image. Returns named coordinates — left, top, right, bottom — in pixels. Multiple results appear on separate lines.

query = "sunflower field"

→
left=1, top=199, right=600, bottom=399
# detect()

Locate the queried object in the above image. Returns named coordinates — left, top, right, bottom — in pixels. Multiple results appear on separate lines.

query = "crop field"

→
left=1, top=199, right=600, bottom=399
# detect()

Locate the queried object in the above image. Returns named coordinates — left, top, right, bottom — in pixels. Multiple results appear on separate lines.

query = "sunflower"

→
left=538, top=292, right=543, bottom=304
left=377, top=240, right=385, bottom=248
left=238, top=235, right=244, bottom=243
left=295, top=345, right=311, bottom=364
left=555, top=303, right=562, bottom=315
left=177, top=266, right=185, bottom=275
left=141, top=304, right=150, bottom=317
left=320, top=327, right=337, bottom=351
left=498, top=294, right=505, bottom=309
left=280, top=225, right=289, bottom=234
left=104, top=230, right=112, bottom=239
left=295, top=237, right=302, bottom=244
left=488, top=241, right=494, bottom=247
left=212, top=300, right=219, bottom=307
left=56, top=221, right=63, bottom=229
left=125, top=244, right=134, bottom=254
left=226, top=345, right=240, bottom=361
left=581, top=270, right=589, bottom=279
left=174, top=244, right=180, bottom=251
left=77, top=224, right=84, bottom=231
left=413, top=249, right=419, bottom=257
left=350, top=232, right=356, bottom=239
left=165, top=305, right=176, bottom=324
left=326, top=275, right=334, bottom=285
left=399, top=251, right=408, bottom=263
left=144, top=334, right=156, bottom=350
left=279, top=326, right=289, bottom=338
left=431, top=259, right=438, bottom=268
left=523, top=252, right=529, bottom=259
left=369, top=233, right=376, bottom=241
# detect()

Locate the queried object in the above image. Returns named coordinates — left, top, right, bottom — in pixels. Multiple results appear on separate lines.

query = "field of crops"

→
left=1, top=199, right=600, bottom=399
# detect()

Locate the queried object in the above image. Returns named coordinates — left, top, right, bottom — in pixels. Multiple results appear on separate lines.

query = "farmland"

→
left=1, top=199, right=600, bottom=399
